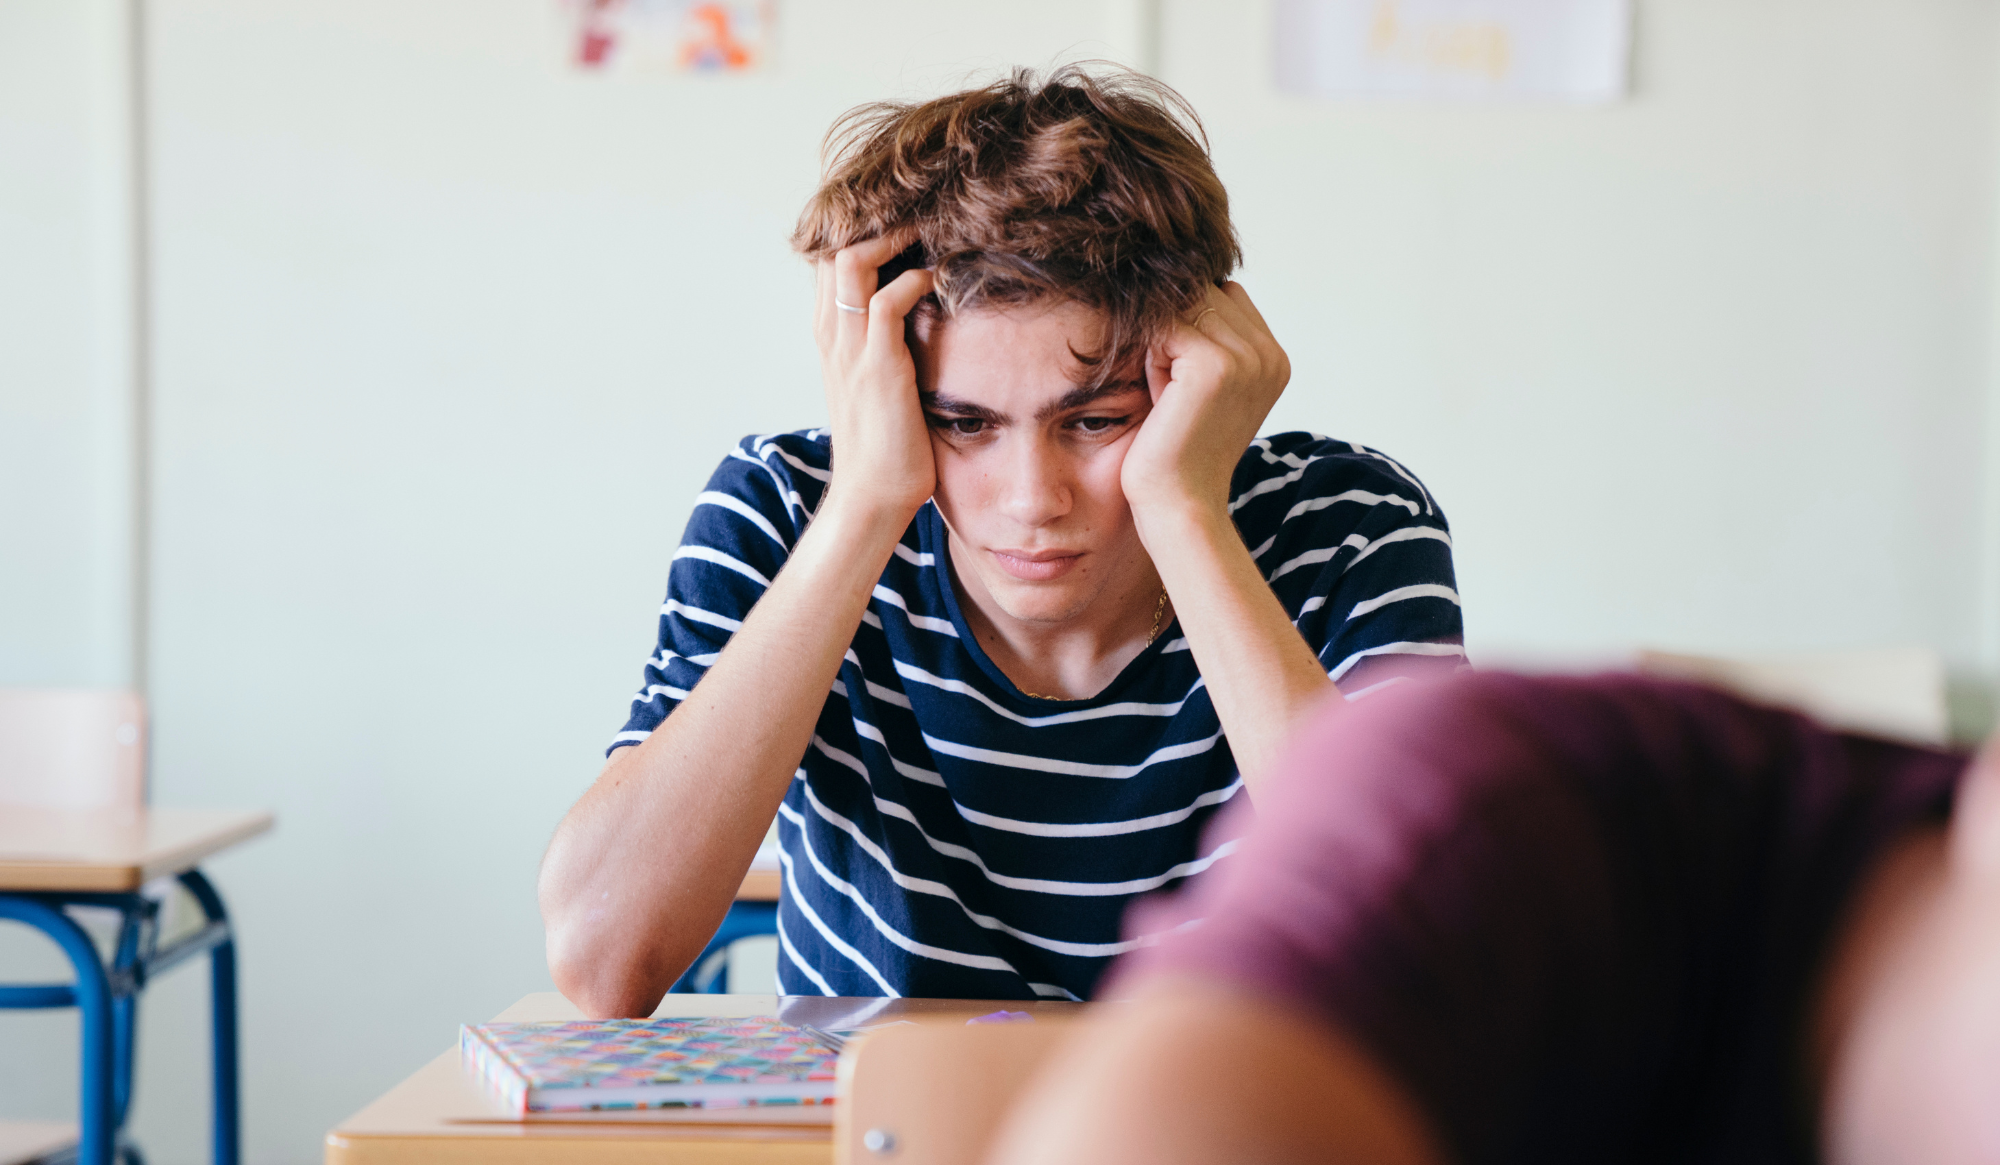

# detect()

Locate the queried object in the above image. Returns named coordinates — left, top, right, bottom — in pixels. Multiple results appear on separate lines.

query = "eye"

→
left=927, top=415, right=986, bottom=437
left=1071, top=415, right=1127, bottom=434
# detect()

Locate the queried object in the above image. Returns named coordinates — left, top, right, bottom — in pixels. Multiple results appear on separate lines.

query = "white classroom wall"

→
left=0, top=0, right=136, bottom=691
left=3, top=1, right=1999, bottom=1161
left=1184, top=0, right=1998, bottom=673
left=0, top=0, right=137, bottom=1145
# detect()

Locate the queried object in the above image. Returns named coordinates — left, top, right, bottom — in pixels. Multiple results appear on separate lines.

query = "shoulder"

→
left=1230, top=432, right=1443, bottom=539
left=699, top=428, right=834, bottom=537
left=725, top=429, right=833, bottom=482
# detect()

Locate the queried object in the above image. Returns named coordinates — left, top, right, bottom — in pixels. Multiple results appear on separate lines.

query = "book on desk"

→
left=460, top=1015, right=840, bottom=1115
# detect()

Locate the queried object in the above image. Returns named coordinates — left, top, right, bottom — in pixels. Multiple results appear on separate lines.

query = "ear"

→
left=1947, top=733, right=2000, bottom=881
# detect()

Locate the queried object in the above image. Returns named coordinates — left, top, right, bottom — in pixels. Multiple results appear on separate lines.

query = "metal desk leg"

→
left=177, top=871, right=239, bottom=1165
left=109, top=900, right=149, bottom=1134
left=0, top=895, right=117, bottom=1165
left=669, top=900, right=779, bottom=994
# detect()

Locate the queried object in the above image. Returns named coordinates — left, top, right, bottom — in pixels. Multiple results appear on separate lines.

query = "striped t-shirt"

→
left=611, top=429, right=1464, bottom=1001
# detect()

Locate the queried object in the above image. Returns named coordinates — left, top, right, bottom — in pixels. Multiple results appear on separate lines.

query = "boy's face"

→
left=912, top=301, right=1158, bottom=630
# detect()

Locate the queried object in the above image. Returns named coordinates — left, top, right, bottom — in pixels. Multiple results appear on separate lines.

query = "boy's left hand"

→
left=1123, top=282, right=1291, bottom=523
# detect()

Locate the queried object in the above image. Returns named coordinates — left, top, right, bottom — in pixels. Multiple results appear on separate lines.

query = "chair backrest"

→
left=0, top=689, right=147, bottom=811
left=835, top=1020, right=1072, bottom=1165
left=1636, top=646, right=1949, bottom=746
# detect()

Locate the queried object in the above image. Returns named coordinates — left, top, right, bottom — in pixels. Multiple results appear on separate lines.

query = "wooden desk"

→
left=0, top=1120, right=78, bottom=1165
left=736, top=867, right=780, bottom=901
left=325, top=992, right=1084, bottom=1164
left=1, top=805, right=272, bottom=1165
left=0, top=807, right=274, bottom=891
left=738, top=838, right=782, bottom=901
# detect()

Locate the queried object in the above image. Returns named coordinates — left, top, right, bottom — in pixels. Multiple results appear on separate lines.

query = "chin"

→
left=990, top=582, right=1094, bottom=626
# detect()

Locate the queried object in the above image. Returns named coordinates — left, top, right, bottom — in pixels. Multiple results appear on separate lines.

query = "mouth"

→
left=989, top=548, right=1085, bottom=582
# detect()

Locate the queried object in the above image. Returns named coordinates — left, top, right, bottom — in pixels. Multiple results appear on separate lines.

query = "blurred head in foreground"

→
left=987, top=673, right=2000, bottom=1165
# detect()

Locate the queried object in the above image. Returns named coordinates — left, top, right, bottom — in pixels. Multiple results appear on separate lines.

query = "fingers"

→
left=1160, top=286, right=1250, bottom=364
left=831, top=250, right=877, bottom=340
left=1145, top=341, right=1176, bottom=398
left=1195, top=282, right=1288, bottom=386
left=844, top=225, right=920, bottom=269
left=831, top=227, right=920, bottom=339
left=815, top=247, right=931, bottom=432
left=868, top=268, right=935, bottom=347
left=1143, top=281, right=1289, bottom=404
left=1215, top=283, right=1284, bottom=367
left=814, top=259, right=836, bottom=347
left=1220, top=280, right=1273, bottom=334
left=1193, top=285, right=1257, bottom=353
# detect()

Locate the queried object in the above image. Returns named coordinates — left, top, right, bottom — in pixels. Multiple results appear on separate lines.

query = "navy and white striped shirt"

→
left=612, top=429, right=1464, bottom=1000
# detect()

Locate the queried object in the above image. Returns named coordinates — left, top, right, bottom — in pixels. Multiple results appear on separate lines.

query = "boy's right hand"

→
left=813, top=229, right=937, bottom=525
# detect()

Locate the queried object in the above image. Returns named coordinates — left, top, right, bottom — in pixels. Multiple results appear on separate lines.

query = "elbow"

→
left=545, top=915, right=670, bottom=1019
left=551, top=966, right=659, bottom=1022
left=537, top=829, right=721, bottom=1018
left=539, top=870, right=671, bottom=1019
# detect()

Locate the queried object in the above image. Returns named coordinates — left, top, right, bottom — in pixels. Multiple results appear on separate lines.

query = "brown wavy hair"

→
left=792, top=63, right=1241, bottom=387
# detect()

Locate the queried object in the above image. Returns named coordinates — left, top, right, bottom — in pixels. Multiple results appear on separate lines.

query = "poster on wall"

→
left=561, top=0, right=774, bottom=74
left=1274, top=0, right=1631, bottom=102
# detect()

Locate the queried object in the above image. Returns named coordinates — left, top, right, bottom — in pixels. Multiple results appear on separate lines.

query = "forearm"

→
left=539, top=498, right=910, bottom=1015
left=1134, top=501, right=1335, bottom=799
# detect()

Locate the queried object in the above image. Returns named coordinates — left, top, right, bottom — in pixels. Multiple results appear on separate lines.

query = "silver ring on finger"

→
left=835, top=299, right=868, bottom=315
left=1192, top=307, right=1219, bottom=328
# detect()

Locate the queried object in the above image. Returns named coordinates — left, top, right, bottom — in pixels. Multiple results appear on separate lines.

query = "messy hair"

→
left=791, top=63, right=1241, bottom=387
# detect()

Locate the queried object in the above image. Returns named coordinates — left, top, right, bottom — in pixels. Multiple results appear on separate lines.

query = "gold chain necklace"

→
left=1019, top=589, right=1170, bottom=701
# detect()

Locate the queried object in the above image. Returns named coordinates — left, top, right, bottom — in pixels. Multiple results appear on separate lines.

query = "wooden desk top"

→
left=0, top=1120, right=77, bottom=1165
left=0, top=807, right=274, bottom=892
left=325, top=992, right=1084, bottom=1165
left=737, top=867, right=780, bottom=901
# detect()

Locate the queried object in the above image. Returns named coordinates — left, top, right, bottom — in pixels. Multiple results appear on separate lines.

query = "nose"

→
left=996, top=433, right=1073, bottom=529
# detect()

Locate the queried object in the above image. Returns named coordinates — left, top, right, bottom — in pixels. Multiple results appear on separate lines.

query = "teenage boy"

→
left=539, top=66, right=1465, bottom=1016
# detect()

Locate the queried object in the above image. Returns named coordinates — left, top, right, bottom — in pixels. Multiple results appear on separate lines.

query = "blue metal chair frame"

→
left=668, top=900, right=777, bottom=994
left=0, top=868, right=239, bottom=1165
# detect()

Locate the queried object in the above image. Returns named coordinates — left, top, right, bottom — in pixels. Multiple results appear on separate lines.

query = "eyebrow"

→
left=1036, top=379, right=1147, bottom=421
left=921, top=380, right=1147, bottom=425
left=921, top=394, right=1007, bottom=424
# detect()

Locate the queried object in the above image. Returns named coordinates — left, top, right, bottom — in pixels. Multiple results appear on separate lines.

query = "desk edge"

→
left=0, top=810, right=274, bottom=892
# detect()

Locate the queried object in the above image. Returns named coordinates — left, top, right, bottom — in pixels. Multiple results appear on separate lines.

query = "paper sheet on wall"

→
left=1275, top=0, right=1631, bottom=102
left=561, top=0, right=773, bottom=74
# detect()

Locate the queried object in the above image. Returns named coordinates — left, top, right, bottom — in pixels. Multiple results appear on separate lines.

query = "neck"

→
left=946, top=528, right=1164, bottom=701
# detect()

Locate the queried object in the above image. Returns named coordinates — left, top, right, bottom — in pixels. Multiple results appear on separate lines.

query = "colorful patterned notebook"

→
left=459, top=1016, right=840, bottom=1115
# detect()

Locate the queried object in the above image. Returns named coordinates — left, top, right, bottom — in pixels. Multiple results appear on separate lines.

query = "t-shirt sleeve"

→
left=607, top=433, right=822, bottom=755
left=1244, top=439, right=1465, bottom=693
